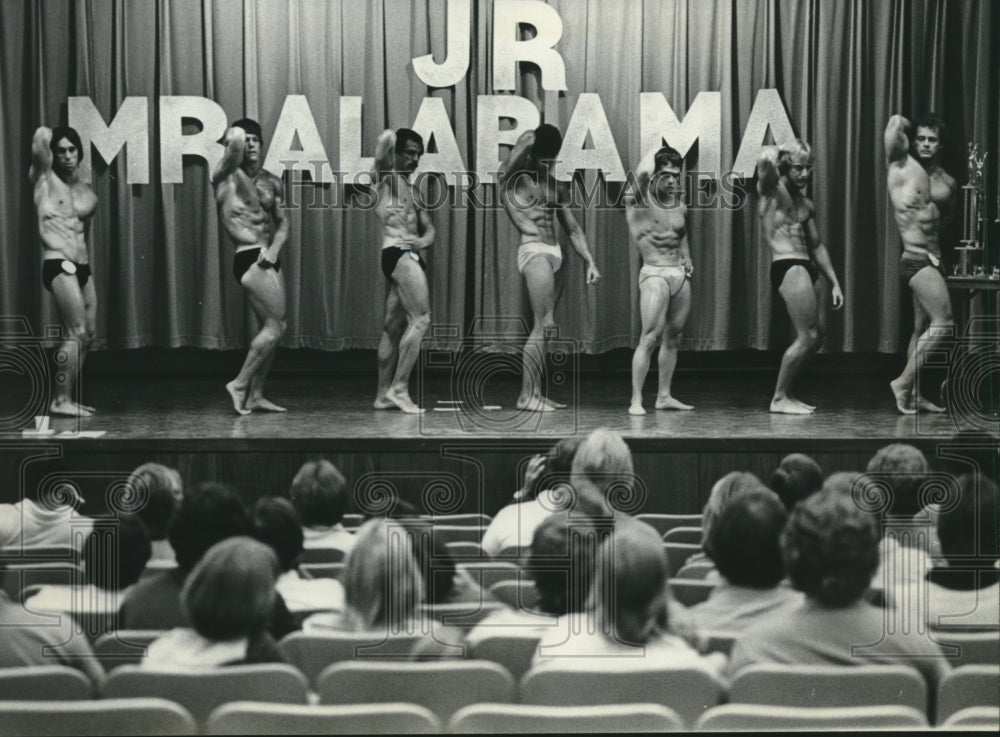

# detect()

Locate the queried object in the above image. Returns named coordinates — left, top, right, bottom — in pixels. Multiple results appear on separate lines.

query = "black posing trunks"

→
left=42, top=259, right=92, bottom=292
left=381, top=246, right=427, bottom=280
left=771, top=258, right=819, bottom=295
left=233, top=247, right=281, bottom=285
left=899, top=251, right=943, bottom=284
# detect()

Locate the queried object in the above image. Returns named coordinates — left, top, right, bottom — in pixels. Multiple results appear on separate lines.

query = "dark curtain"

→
left=0, top=0, right=995, bottom=353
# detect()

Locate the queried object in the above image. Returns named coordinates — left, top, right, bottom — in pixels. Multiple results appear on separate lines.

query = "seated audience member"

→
left=0, top=481, right=94, bottom=550
left=303, top=517, right=422, bottom=634
left=251, top=496, right=345, bottom=614
left=481, top=437, right=583, bottom=557
left=143, top=537, right=287, bottom=668
left=289, top=460, right=355, bottom=554
left=466, top=512, right=600, bottom=647
left=727, top=488, right=950, bottom=693
left=770, top=453, right=823, bottom=511
left=411, top=529, right=489, bottom=606
left=532, top=518, right=725, bottom=676
left=0, top=564, right=104, bottom=681
left=677, top=471, right=770, bottom=579
left=25, top=514, right=151, bottom=629
left=122, top=481, right=292, bottom=638
left=569, top=428, right=637, bottom=518
left=684, top=489, right=802, bottom=632
left=127, top=462, right=183, bottom=568
left=923, top=473, right=999, bottom=628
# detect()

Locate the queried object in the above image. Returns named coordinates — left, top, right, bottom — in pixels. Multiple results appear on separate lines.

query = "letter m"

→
left=68, top=97, right=149, bottom=184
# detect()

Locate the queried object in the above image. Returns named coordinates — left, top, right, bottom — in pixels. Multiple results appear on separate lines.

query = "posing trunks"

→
left=639, top=263, right=687, bottom=297
left=42, top=259, right=92, bottom=292
left=517, top=242, right=563, bottom=274
left=381, top=246, right=427, bottom=281
left=899, top=250, right=943, bottom=284
left=770, top=258, right=819, bottom=295
left=233, top=247, right=281, bottom=285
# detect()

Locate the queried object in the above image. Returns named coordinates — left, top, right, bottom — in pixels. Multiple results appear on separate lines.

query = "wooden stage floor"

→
left=2, top=372, right=989, bottom=452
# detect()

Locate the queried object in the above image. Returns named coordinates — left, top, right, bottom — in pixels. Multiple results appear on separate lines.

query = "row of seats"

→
left=3, top=698, right=996, bottom=734
left=1, top=661, right=995, bottom=727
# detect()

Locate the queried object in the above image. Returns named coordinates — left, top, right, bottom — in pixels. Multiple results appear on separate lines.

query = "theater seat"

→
left=0, top=698, right=197, bottom=736
left=937, top=664, right=1000, bottom=723
left=205, top=701, right=441, bottom=734
left=0, top=665, right=93, bottom=701
left=450, top=702, right=685, bottom=733
left=694, top=703, right=927, bottom=731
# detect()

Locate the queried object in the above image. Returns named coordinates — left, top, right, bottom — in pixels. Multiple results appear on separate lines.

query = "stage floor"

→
left=2, top=371, right=988, bottom=450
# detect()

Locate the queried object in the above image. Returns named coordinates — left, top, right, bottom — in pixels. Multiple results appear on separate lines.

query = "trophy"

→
left=956, top=143, right=987, bottom=277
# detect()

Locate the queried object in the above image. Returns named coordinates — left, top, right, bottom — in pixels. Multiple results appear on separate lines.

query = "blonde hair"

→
left=342, top=518, right=423, bottom=631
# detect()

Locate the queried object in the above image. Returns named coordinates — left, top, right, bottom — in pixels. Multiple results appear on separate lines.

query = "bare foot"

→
left=247, top=396, right=287, bottom=412
left=385, top=387, right=425, bottom=414
left=373, top=395, right=398, bottom=410
left=889, top=378, right=916, bottom=415
left=789, top=397, right=815, bottom=411
left=628, top=400, right=647, bottom=416
left=915, top=395, right=946, bottom=413
left=78, top=403, right=96, bottom=413
left=541, top=396, right=567, bottom=409
left=655, top=395, right=694, bottom=411
left=49, top=398, right=92, bottom=417
left=516, top=395, right=555, bottom=412
left=225, top=381, right=251, bottom=416
left=770, top=397, right=814, bottom=415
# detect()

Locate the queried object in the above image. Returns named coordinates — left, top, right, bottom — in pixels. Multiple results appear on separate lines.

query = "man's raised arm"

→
left=374, top=129, right=396, bottom=177
left=29, top=127, right=53, bottom=186
left=884, top=115, right=910, bottom=165
left=756, top=147, right=781, bottom=197
left=499, top=130, right=535, bottom=183
left=211, top=127, right=245, bottom=186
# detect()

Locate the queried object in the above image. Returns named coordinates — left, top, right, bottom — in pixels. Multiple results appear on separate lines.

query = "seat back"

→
left=635, top=514, right=702, bottom=537
left=663, top=543, right=702, bottom=578
left=941, top=706, right=1000, bottom=729
left=445, top=542, right=484, bottom=560
left=488, top=580, right=539, bottom=611
left=92, top=630, right=165, bottom=671
left=932, top=629, right=1000, bottom=667
left=101, top=664, right=309, bottom=722
left=430, top=514, right=491, bottom=527
left=206, top=701, right=441, bottom=735
left=317, top=660, right=515, bottom=720
left=728, top=663, right=927, bottom=712
left=341, top=514, right=365, bottom=530
left=297, top=548, right=346, bottom=565
left=0, top=665, right=93, bottom=701
left=662, top=526, right=703, bottom=545
left=417, top=601, right=505, bottom=630
left=298, top=562, right=345, bottom=580
left=280, top=631, right=426, bottom=685
left=937, top=664, right=1000, bottom=722
left=430, top=525, right=484, bottom=546
left=0, top=562, right=82, bottom=600
left=469, top=635, right=543, bottom=681
left=521, top=666, right=723, bottom=727
left=700, top=630, right=737, bottom=656
left=493, top=544, right=529, bottom=560
left=694, top=704, right=928, bottom=731
left=456, top=561, right=520, bottom=591
left=450, top=703, right=685, bottom=733
left=668, top=579, right=715, bottom=607
left=0, top=698, right=197, bottom=736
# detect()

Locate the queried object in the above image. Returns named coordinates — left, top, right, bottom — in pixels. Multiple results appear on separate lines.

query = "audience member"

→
left=127, top=462, right=183, bottom=569
left=481, top=437, right=582, bottom=556
left=303, top=517, right=422, bottom=633
left=770, top=453, right=823, bottom=511
left=121, top=481, right=294, bottom=638
left=252, top=496, right=345, bottom=614
left=569, top=428, right=635, bottom=517
left=24, top=514, right=151, bottom=629
left=466, top=512, right=601, bottom=646
left=922, top=472, right=999, bottom=628
left=143, top=537, right=287, bottom=668
left=727, top=488, right=950, bottom=693
left=684, top=489, right=802, bottom=632
left=676, top=471, right=769, bottom=579
left=0, top=481, right=94, bottom=550
left=531, top=518, right=725, bottom=677
left=289, top=460, right=355, bottom=555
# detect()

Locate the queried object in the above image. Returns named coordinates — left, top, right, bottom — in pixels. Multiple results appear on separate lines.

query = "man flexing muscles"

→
left=885, top=114, right=956, bottom=415
left=626, top=145, right=694, bottom=416
left=212, top=119, right=289, bottom=415
left=30, top=126, right=98, bottom=417
left=372, top=129, right=434, bottom=414
left=757, top=140, right=844, bottom=414
left=499, top=124, right=601, bottom=412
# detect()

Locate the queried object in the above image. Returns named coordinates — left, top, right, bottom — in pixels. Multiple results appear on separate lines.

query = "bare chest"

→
left=42, top=176, right=97, bottom=220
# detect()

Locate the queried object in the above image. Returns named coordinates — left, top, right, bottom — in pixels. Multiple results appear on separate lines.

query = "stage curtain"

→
left=0, top=0, right=994, bottom=354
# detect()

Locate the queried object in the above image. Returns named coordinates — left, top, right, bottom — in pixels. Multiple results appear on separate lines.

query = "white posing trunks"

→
left=639, top=263, right=687, bottom=296
left=517, top=242, right=563, bottom=274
